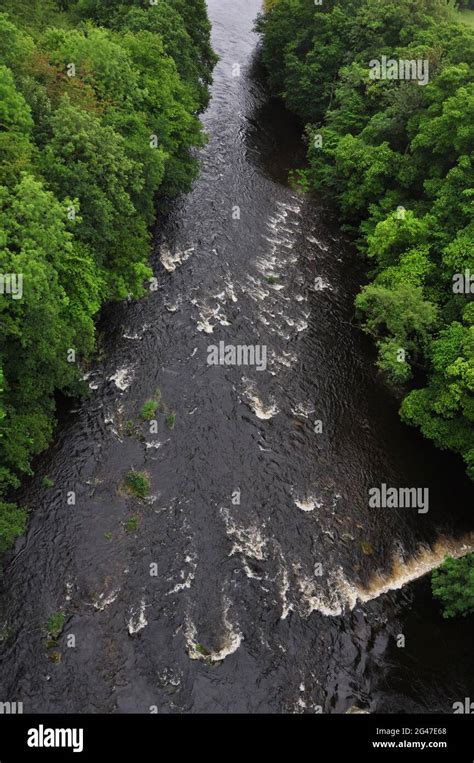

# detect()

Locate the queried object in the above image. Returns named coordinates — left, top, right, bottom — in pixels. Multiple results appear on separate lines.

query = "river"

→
left=0, top=0, right=473, bottom=714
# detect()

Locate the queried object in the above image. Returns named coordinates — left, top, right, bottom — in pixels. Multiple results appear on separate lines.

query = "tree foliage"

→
left=259, top=0, right=473, bottom=477
left=432, top=555, right=474, bottom=618
left=0, top=1, right=215, bottom=555
left=259, top=0, right=474, bottom=613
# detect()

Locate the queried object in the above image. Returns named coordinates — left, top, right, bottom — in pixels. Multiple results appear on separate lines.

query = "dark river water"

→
left=1, top=0, right=473, bottom=714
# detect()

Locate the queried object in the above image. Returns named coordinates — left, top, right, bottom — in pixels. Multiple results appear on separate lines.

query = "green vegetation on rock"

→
left=46, top=611, right=65, bottom=639
left=140, top=400, right=159, bottom=421
left=123, top=471, right=150, bottom=500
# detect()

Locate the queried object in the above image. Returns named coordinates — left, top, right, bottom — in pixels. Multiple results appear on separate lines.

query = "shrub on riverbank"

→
left=0, top=502, right=27, bottom=556
left=432, top=555, right=474, bottom=617
left=0, top=0, right=216, bottom=556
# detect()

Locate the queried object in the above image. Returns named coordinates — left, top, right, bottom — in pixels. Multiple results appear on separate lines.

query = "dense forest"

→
left=257, top=0, right=474, bottom=615
left=0, top=0, right=216, bottom=555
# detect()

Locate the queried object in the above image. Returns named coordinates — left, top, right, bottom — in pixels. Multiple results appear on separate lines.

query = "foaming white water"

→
left=296, top=570, right=350, bottom=617
left=267, top=210, right=288, bottom=228
left=212, top=600, right=243, bottom=661
left=242, top=378, right=279, bottom=419
left=167, top=554, right=197, bottom=594
left=291, top=402, right=316, bottom=419
left=295, top=318, right=308, bottom=333
left=127, top=600, right=147, bottom=635
left=358, top=535, right=474, bottom=604
left=196, top=312, right=214, bottom=333
left=225, top=280, right=238, bottom=303
left=123, top=323, right=151, bottom=340
left=185, top=599, right=243, bottom=663
left=160, top=243, right=194, bottom=272
left=245, top=274, right=270, bottom=302
left=271, top=350, right=298, bottom=369
left=109, top=367, right=134, bottom=391
left=277, top=560, right=293, bottom=620
left=193, top=300, right=230, bottom=333
left=276, top=200, right=301, bottom=214
left=221, top=507, right=267, bottom=560
left=255, top=254, right=278, bottom=274
left=294, top=534, right=474, bottom=618
left=262, top=235, right=292, bottom=248
left=213, top=278, right=238, bottom=306
left=145, top=441, right=161, bottom=449
left=93, top=589, right=120, bottom=611
left=241, top=559, right=263, bottom=580
left=311, top=277, right=333, bottom=292
left=294, top=496, right=323, bottom=512
left=83, top=370, right=102, bottom=390
left=307, top=235, right=329, bottom=251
